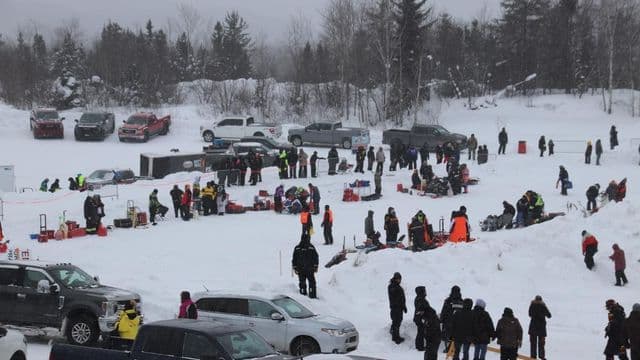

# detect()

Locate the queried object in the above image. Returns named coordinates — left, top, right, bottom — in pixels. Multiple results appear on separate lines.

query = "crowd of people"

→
left=40, top=173, right=87, bottom=193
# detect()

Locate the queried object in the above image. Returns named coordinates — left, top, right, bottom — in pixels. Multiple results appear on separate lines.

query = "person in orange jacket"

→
left=450, top=208, right=470, bottom=243
left=581, top=230, right=598, bottom=270
left=300, top=205, right=313, bottom=237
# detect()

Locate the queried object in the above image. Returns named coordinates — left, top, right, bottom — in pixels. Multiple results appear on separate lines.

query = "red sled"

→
left=136, top=212, right=148, bottom=226
left=396, top=184, right=403, bottom=192
left=38, top=234, right=49, bottom=243
left=97, top=225, right=108, bottom=237
left=69, top=228, right=87, bottom=238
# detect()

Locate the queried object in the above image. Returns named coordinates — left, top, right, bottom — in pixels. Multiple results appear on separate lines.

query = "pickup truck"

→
left=118, top=113, right=171, bottom=142
left=0, top=260, right=141, bottom=346
left=200, top=116, right=282, bottom=142
left=30, top=108, right=65, bottom=139
left=50, top=319, right=294, bottom=360
left=74, top=112, right=115, bottom=141
left=287, top=122, right=370, bottom=149
left=382, top=124, right=467, bottom=151
left=0, top=326, right=27, bottom=360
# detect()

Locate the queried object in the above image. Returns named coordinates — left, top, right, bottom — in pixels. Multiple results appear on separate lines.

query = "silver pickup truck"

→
left=288, top=122, right=369, bottom=149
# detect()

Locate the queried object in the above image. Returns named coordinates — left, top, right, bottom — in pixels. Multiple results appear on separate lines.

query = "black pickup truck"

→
left=50, top=319, right=294, bottom=360
left=0, top=260, right=141, bottom=346
left=382, top=124, right=467, bottom=151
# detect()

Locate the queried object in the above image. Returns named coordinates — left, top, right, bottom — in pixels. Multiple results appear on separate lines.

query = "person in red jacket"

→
left=581, top=230, right=599, bottom=270
left=181, top=184, right=192, bottom=221
left=609, top=244, right=628, bottom=286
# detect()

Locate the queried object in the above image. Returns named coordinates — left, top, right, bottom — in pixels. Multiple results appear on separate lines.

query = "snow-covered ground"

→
left=1, top=94, right=639, bottom=360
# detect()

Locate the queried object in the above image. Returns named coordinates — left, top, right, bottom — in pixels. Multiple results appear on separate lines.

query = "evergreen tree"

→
left=172, top=32, right=197, bottom=82
left=222, top=11, right=252, bottom=79
left=300, top=42, right=315, bottom=83
left=394, top=0, right=430, bottom=90
left=50, top=32, right=86, bottom=108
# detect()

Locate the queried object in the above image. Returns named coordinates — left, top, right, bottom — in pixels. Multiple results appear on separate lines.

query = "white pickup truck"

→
left=200, top=116, right=282, bottom=142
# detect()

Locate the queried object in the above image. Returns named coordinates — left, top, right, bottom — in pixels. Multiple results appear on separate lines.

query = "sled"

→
left=487, top=346, right=534, bottom=360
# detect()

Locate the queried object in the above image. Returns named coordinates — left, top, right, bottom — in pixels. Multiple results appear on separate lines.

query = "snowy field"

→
left=1, top=93, right=639, bottom=359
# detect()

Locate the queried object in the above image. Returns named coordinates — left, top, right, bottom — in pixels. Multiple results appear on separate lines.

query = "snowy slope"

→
left=1, top=94, right=639, bottom=360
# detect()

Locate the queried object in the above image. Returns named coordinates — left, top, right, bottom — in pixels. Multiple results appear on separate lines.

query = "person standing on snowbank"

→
left=557, top=165, right=570, bottom=196
left=170, top=185, right=183, bottom=218
left=610, top=244, right=628, bottom=287
left=498, top=128, right=508, bottom=155
left=610, top=125, right=619, bottom=150
left=321, top=205, right=333, bottom=245
left=582, top=230, right=599, bottom=270
left=384, top=207, right=400, bottom=244
left=596, top=139, right=604, bottom=165
left=538, top=135, right=547, bottom=157
left=585, top=141, right=593, bottom=164
left=468, top=134, right=478, bottom=160
left=471, top=299, right=495, bottom=360
left=441, top=285, right=464, bottom=353
left=528, top=295, right=552, bottom=360
left=451, top=298, right=474, bottom=360
left=367, top=146, right=375, bottom=171
left=388, top=272, right=407, bottom=344
left=495, top=307, right=523, bottom=360
left=413, top=286, right=429, bottom=351
left=626, top=304, right=640, bottom=360
left=586, top=183, right=601, bottom=212
left=292, top=234, right=319, bottom=298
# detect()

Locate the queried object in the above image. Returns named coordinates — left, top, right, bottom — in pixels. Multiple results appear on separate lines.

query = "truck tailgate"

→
left=50, top=343, right=130, bottom=360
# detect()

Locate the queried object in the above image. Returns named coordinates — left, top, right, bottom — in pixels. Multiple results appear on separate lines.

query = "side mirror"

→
left=270, top=312, right=284, bottom=321
left=0, top=327, right=7, bottom=338
left=93, top=276, right=100, bottom=283
left=122, top=120, right=126, bottom=123
left=61, top=117, right=66, bottom=121
left=50, top=283, right=60, bottom=294
left=74, top=119, right=78, bottom=123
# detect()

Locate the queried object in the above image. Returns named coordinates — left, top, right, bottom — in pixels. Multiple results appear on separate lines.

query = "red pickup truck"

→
left=118, top=113, right=171, bottom=142
left=30, top=108, right=65, bottom=139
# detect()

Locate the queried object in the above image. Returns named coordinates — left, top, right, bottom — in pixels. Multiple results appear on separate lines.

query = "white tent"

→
left=0, top=165, right=15, bottom=192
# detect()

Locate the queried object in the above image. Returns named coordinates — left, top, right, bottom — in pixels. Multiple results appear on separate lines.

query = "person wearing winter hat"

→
left=388, top=272, right=406, bottom=344
left=472, top=299, right=495, bottom=360
left=528, top=295, right=552, bottom=359
left=451, top=298, right=474, bottom=360
left=609, top=244, right=628, bottom=286
left=440, top=285, right=464, bottom=353
left=626, top=304, right=640, bottom=360
left=581, top=230, right=599, bottom=270
left=496, top=307, right=523, bottom=360
left=413, top=286, right=429, bottom=351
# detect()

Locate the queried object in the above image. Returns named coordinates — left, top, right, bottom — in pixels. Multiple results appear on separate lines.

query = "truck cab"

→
left=0, top=260, right=141, bottom=346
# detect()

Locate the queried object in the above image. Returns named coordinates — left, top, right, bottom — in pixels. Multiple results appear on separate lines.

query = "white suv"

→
left=192, top=292, right=359, bottom=356
left=0, top=327, right=27, bottom=360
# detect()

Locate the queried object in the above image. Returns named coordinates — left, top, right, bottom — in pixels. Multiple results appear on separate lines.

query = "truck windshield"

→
left=88, top=170, right=114, bottom=181
left=433, top=125, right=450, bottom=134
left=215, top=330, right=276, bottom=360
left=80, top=113, right=106, bottom=123
left=36, top=111, right=59, bottom=120
left=246, top=117, right=254, bottom=125
left=272, top=296, right=315, bottom=319
left=126, top=116, right=148, bottom=125
left=49, top=266, right=99, bottom=289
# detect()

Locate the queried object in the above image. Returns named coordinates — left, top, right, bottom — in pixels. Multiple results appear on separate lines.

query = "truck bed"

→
left=50, top=343, right=130, bottom=360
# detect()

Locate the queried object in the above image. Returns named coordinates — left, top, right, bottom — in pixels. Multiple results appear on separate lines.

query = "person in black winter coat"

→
left=441, top=285, right=464, bottom=353
left=49, top=178, right=61, bottom=192
left=435, top=145, right=444, bottom=164
left=451, top=298, right=474, bottom=360
left=327, top=147, right=339, bottom=175
left=528, top=295, right=552, bottom=360
left=605, top=310, right=629, bottom=360
left=355, top=146, right=366, bottom=173
left=367, top=146, right=375, bottom=171
left=626, top=303, right=640, bottom=360
left=83, top=196, right=98, bottom=234
left=538, top=135, right=547, bottom=157
left=68, top=177, right=78, bottom=190
left=309, top=183, right=321, bottom=215
left=384, top=207, right=400, bottom=244
left=420, top=162, right=434, bottom=182
left=421, top=303, right=442, bottom=360
left=596, top=139, right=604, bottom=165
left=388, top=272, right=407, bottom=344
left=585, top=141, right=593, bottom=164
left=557, top=165, right=570, bottom=195
left=498, top=128, right=508, bottom=155
left=288, top=148, right=298, bottom=179
left=411, top=170, right=422, bottom=190
left=610, top=125, right=619, bottom=150
left=414, top=286, right=429, bottom=351
left=516, top=195, right=529, bottom=228
left=170, top=185, right=184, bottom=218
left=420, top=143, right=430, bottom=164
left=501, top=201, right=516, bottom=229
left=548, top=139, right=554, bottom=155
left=586, top=184, right=601, bottom=211
left=292, top=234, right=319, bottom=298
left=409, top=216, right=427, bottom=251
left=472, top=299, right=495, bottom=360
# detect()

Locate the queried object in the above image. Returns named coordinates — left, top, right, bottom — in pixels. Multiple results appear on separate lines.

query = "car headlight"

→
left=102, top=301, right=118, bottom=317
left=321, top=328, right=347, bottom=337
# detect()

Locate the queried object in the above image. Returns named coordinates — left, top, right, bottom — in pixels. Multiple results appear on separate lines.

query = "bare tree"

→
left=177, top=2, right=203, bottom=44
left=286, top=13, right=313, bottom=82
left=365, top=0, right=396, bottom=121
left=322, top=0, right=358, bottom=119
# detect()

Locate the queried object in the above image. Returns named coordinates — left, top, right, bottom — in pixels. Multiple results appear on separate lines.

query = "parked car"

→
left=118, top=113, right=171, bottom=142
left=0, top=260, right=142, bottom=346
left=50, top=319, right=293, bottom=360
left=86, top=168, right=136, bottom=190
left=240, top=136, right=293, bottom=151
left=74, top=112, right=115, bottom=141
left=227, top=142, right=279, bottom=166
left=193, top=291, right=359, bottom=355
left=382, top=124, right=467, bottom=151
left=287, top=122, right=369, bottom=149
left=30, top=108, right=65, bottom=139
left=200, top=116, right=282, bottom=142
left=0, top=327, right=27, bottom=360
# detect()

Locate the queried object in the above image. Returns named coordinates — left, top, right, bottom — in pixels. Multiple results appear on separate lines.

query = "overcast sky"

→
left=0, top=0, right=501, bottom=43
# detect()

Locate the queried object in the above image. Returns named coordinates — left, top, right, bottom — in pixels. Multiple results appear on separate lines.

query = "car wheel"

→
left=291, top=337, right=320, bottom=356
left=253, top=132, right=264, bottom=137
left=119, top=137, right=125, bottom=142
left=143, top=131, right=149, bottom=142
left=67, top=315, right=99, bottom=346
left=160, top=125, right=169, bottom=135
left=292, top=136, right=302, bottom=147
left=342, top=138, right=352, bottom=149
left=203, top=131, right=214, bottom=143
left=75, top=131, right=81, bottom=141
